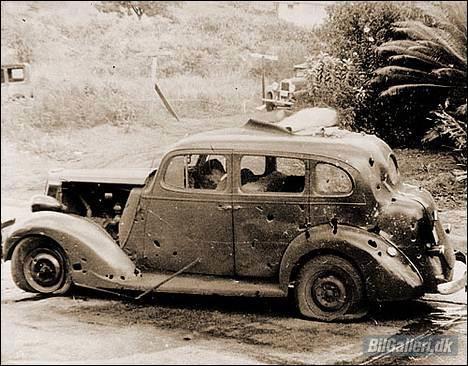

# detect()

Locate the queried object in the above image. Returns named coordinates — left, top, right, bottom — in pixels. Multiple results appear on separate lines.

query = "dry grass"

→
left=1, top=1, right=319, bottom=140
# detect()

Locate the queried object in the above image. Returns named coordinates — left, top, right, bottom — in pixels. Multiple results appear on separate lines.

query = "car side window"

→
left=164, top=154, right=228, bottom=191
left=240, top=155, right=305, bottom=194
left=315, top=163, right=352, bottom=195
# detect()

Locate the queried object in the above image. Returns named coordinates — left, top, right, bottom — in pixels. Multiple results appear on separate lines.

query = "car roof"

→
left=170, top=109, right=392, bottom=170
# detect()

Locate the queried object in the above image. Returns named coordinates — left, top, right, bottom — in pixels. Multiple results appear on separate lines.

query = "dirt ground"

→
left=1, top=111, right=467, bottom=364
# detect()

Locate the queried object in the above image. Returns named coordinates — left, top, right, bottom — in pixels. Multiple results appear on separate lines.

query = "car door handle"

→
left=217, top=204, right=232, bottom=211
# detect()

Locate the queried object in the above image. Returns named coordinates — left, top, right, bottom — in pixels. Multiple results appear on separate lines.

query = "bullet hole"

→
left=81, top=257, right=87, bottom=262
left=120, top=276, right=125, bottom=280
left=369, top=157, right=374, bottom=167
left=376, top=184, right=381, bottom=190
left=22, top=18, right=26, bottom=22
left=298, top=204, right=305, bottom=211
left=82, top=270, right=87, bottom=274
left=153, top=240, right=161, bottom=248
left=112, top=65, right=116, bottom=69
left=330, top=217, right=338, bottom=234
left=72, top=263, right=82, bottom=271
left=391, top=197, right=397, bottom=202
left=368, top=240, right=378, bottom=248
left=109, top=274, right=114, bottom=279
left=266, top=262, right=273, bottom=269
left=410, top=222, right=416, bottom=230
left=134, top=268, right=141, bottom=276
left=173, top=251, right=178, bottom=256
left=410, top=235, right=417, bottom=242
left=251, top=239, right=258, bottom=249
left=256, top=206, right=263, bottom=212
left=377, top=251, right=382, bottom=256
left=267, top=214, right=274, bottom=222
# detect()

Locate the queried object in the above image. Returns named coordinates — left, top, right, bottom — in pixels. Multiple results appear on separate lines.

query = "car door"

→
left=232, top=153, right=310, bottom=278
left=143, top=150, right=234, bottom=276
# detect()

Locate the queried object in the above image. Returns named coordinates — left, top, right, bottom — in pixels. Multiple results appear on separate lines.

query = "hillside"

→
left=1, top=1, right=322, bottom=136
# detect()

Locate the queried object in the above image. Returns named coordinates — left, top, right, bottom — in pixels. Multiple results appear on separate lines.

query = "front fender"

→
left=3, top=211, right=138, bottom=288
left=279, top=224, right=424, bottom=302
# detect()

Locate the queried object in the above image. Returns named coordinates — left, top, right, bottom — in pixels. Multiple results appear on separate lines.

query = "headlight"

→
left=271, top=82, right=279, bottom=91
left=290, top=84, right=296, bottom=93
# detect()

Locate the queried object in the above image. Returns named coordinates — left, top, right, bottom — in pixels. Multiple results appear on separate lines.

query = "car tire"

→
left=266, top=102, right=275, bottom=111
left=11, top=237, right=72, bottom=295
left=294, top=255, right=367, bottom=321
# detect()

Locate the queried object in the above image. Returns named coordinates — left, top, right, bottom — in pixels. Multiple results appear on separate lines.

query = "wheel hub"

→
left=24, top=248, right=65, bottom=293
left=30, top=253, right=61, bottom=286
left=312, top=275, right=347, bottom=311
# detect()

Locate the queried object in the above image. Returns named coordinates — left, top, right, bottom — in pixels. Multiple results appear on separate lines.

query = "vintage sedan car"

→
left=2, top=108, right=466, bottom=321
left=263, top=62, right=307, bottom=111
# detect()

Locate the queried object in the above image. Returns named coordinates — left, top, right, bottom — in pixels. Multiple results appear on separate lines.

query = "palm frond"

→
left=377, top=45, right=447, bottom=68
left=387, top=55, right=438, bottom=71
left=380, top=84, right=452, bottom=98
left=393, top=21, right=466, bottom=65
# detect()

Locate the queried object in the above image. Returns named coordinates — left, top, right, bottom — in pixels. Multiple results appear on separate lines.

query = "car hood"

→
left=48, top=167, right=156, bottom=186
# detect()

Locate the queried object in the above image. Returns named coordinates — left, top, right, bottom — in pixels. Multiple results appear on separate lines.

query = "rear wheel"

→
left=11, top=237, right=72, bottom=295
left=294, top=255, right=367, bottom=321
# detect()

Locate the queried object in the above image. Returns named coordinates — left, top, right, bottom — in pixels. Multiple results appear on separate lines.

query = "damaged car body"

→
left=2, top=108, right=466, bottom=321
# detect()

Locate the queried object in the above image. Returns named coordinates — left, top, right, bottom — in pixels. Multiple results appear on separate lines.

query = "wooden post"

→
left=249, top=53, right=278, bottom=105
left=261, top=56, right=265, bottom=102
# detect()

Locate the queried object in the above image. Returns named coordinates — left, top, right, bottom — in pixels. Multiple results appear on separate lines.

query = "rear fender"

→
left=279, top=224, right=424, bottom=302
left=3, top=211, right=138, bottom=288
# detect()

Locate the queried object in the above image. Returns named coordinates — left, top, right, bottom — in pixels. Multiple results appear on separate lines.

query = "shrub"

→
left=315, top=1, right=427, bottom=145
left=299, top=52, right=366, bottom=128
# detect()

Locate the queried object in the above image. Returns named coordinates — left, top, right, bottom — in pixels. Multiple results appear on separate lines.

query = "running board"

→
left=85, top=271, right=287, bottom=298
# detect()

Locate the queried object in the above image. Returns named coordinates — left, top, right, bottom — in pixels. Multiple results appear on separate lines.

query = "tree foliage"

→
left=95, top=1, right=179, bottom=21
left=374, top=2, right=466, bottom=175
left=304, top=1, right=427, bottom=145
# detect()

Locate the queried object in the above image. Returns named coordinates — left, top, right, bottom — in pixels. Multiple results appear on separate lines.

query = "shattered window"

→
left=315, top=163, right=352, bottom=195
left=240, top=155, right=305, bottom=193
left=164, top=154, right=228, bottom=191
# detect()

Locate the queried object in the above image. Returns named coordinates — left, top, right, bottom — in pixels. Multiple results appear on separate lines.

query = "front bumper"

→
left=262, top=98, right=293, bottom=107
left=436, top=251, right=466, bottom=295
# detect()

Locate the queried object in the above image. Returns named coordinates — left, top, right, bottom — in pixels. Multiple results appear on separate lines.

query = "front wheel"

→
left=294, top=255, right=367, bottom=321
left=11, top=237, right=72, bottom=295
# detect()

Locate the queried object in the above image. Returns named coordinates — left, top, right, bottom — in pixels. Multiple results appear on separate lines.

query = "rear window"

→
left=240, top=155, right=305, bottom=194
left=315, top=163, right=353, bottom=195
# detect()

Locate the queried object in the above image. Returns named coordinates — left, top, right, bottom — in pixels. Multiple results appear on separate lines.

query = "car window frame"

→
left=154, top=149, right=232, bottom=196
left=311, top=160, right=355, bottom=198
left=234, top=152, right=309, bottom=197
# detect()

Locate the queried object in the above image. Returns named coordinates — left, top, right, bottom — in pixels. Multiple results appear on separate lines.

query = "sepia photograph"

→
left=1, top=1, right=466, bottom=364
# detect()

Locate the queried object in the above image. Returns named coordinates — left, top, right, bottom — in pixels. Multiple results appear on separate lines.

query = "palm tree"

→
left=373, top=1, right=466, bottom=175
left=373, top=2, right=466, bottom=105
